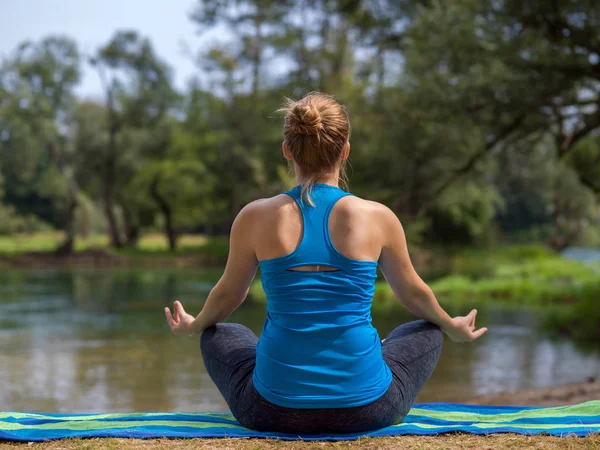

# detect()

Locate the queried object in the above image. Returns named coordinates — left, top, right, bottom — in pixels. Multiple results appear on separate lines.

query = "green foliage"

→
left=129, top=140, right=211, bottom=228
left=544, top=282, right=600, bottom=342
left=0, top=36, right=83, bottom=252
left=0, top=203, right=51, bottom=235
left=0, top=231, right=229, bottom=259
left=402, top=0, right=600, bottom=191
left=429, top=257, right=599, bottom=306
left=1, top=0, right=600, bottom=250
left=246, top=245, right=598, bottom=310
left=427, top=180, right=503, bottom=245
left=492, top=136, right=600, bottom=248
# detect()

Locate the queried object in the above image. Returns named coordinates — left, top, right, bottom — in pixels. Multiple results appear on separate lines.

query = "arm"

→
left=376, top=205, right=487, bottom=342
left=165, top=202, right=259, bottom=335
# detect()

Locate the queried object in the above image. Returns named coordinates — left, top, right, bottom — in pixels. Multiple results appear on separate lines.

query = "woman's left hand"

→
left=164, top=300, right=197, bottom=335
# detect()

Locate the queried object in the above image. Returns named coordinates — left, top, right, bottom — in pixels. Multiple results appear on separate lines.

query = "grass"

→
left=1, top=434, right=599, bottom=450
left=440, top=244, right=554, bottom=279
left=428, top=258, right=599, bottom=305
left=0, top=232, right=85, bottom=254
left=0, top=232, right=230, bottom=260
left=398, top=246, right=598, bottom=307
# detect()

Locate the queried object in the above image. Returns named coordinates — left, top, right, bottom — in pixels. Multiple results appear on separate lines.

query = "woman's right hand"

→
left=164, top=300, right=198, bottom=336
left=442, top=309, right=488, bottom=343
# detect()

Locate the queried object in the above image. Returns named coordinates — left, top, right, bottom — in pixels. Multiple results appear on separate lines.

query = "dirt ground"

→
left=468, top=379, right=600, bottom=407
left=1, top=434, right=599, bottom=450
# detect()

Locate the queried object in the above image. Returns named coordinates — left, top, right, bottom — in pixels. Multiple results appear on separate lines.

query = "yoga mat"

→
left=1, top=401, right=599, bottom=441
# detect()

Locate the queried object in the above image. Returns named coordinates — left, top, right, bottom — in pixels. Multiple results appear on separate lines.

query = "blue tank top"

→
left=253, top=184, right=392, bottom=408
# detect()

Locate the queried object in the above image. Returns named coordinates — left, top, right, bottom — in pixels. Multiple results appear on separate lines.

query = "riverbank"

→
left=0, top=233, right=229, bottom=269
left=0, top=248, right=225, bottom=269
left=470, top=379, right=600, bottom=407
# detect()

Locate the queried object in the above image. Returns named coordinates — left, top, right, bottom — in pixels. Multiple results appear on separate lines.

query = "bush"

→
left=544, top=283, right=600, bottom=342
left=0, top=203, right=53, bottom=235
left=430, top=257, right=598, bottom=305
left=247, top=245, right=598, bottom=312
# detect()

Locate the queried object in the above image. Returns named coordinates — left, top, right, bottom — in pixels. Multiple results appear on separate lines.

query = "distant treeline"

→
left=0, top=0, right=598, bottom=251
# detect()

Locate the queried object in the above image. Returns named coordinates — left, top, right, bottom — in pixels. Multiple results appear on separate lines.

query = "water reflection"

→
left=0, top=269, right=598, bottom=413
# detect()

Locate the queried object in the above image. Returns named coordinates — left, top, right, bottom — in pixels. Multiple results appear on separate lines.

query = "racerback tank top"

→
left=253, top=184, right=392, bottom=408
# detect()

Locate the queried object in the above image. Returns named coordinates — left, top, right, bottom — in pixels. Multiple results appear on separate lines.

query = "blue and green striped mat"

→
left=1, top=401, right=599, bottom=441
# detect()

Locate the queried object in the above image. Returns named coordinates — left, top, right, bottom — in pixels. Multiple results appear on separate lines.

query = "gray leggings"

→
left=200, top=320, right=443, bottom=434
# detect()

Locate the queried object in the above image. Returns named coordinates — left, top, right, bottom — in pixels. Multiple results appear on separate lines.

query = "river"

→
left=1, top=268, right=599, bottom=413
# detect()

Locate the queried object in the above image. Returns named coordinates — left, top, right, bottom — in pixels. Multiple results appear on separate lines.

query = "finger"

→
left=164, top=307, right=176, bottom=329
left=467, top=309, right=477, bottom=326
left=175, top=300, right=186, bottom=316
left=471, top=327, right=488, bottom=340
left=173, top=301, right=181, bottom=323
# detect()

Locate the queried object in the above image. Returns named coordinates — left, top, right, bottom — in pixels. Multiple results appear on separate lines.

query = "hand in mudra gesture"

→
left=443, top=309, right=488, bottom=343
left=164, top=300, right=197, bottom=336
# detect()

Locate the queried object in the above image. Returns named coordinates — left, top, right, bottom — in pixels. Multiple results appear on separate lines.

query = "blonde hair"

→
left=280, top=92, right=350, bottom=205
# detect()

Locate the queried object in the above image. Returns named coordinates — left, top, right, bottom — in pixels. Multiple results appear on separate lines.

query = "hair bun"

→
left=289, top=103, right=322, bottom=135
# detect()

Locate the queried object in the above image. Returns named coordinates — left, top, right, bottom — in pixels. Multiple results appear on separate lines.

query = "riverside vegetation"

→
left=242, top=244, right=600, bottom=342
left=2, top=233, right=597, bottom=341
left=1, top=232, right=597, bottom=341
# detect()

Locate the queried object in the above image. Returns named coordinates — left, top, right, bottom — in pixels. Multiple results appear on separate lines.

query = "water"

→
left=562, top=247, right=600, bottom=264
left=1, top=268, right=599, bottom=413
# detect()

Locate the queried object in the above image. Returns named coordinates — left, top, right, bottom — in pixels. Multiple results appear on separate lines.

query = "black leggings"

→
left=200, top=320, right=443, bottom=434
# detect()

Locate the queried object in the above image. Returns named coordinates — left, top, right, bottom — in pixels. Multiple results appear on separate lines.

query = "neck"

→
left=295, top=167, right=340, bottom=187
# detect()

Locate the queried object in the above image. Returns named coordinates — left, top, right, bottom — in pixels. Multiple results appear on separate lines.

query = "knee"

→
left=200, top=324, right=233, bottom=353
left=200, top=325, right=217, bottom=353
left=200, top=323, right=255, bottom=353
left=412, top=320, right=444, bottom=349
left=428, top=322, right=444, bottom=348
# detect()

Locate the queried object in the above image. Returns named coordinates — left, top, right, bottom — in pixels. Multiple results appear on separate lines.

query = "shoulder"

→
left=233, top=194, right=296, bottom=228
left=335, top=195, right=404, bottom=250
left=337, top=195, right=399, bottom=226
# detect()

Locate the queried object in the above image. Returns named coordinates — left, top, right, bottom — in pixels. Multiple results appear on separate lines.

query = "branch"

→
left=558, top=110, right=600, bottom=158
left=417, top=114, right=527, bottom=216
left=518, top=12, right=598, bottom=54
left=566, top=98, right=600, bottom=107
left=520, top=61, right=599, bottom=78
left=149, top=176, right=171, bottom=217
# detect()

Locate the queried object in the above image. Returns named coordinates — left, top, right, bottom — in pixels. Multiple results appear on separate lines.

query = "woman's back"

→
left=252, top=184, right=392, bottom=408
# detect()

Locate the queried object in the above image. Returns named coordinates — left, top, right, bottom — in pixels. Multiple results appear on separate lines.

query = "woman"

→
left=164, top=92, right=487, bottom=434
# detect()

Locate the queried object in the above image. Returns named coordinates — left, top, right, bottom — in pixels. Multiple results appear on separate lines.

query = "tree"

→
left=190, top=0, right=293, bottom=98
left=401, top=0, right=600, bottom=198
left=90, top=30, right=178, bottom=247
left=0, top=36, right=82, bottom=252
left=129, top=124, right=214, bottom=250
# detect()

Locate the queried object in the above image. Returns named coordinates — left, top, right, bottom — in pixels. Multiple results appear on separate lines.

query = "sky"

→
left=0, top=0, right=206, bottom=99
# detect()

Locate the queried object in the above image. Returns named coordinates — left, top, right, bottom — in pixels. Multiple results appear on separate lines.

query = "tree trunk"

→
left=103, top=170, right=122, bottom=247
left=99, top=78, right=123, bottom=249
left=375, top=42, right=385, bottom=101
left=56, top=188, right=78, bottom=255
left=150, top=177, right=177, bottom=251
left=47, top=142, right=79, bottom=255
left=104, top=119, right=123, bottom=248
left=122, top=207, right=140, bottom=247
